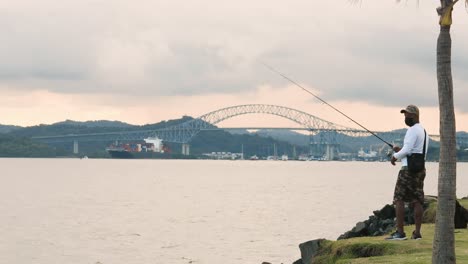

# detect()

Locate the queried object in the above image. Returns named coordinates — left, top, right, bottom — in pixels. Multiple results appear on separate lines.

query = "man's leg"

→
left=413, top=200, right=423, bottom=236
left=395, top=200, right=405, bottom=234
left=389, top=169, right=410, bottom=239
left=412, top=169, right=426, bottom=237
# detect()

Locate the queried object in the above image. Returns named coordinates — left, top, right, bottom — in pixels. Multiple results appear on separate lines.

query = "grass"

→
left=309, top=198, right=468, bottom=263
left=311, top=224, right=468, bottom=264
left=459, top=198, right=468, bottom=209
left=422, top=198, right=438, bottom=223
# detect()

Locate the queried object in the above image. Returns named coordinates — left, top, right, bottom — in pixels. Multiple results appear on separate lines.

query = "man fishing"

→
left=262, top=64, right=430, bottom=241
left=386, top=105, right=429, bottom=240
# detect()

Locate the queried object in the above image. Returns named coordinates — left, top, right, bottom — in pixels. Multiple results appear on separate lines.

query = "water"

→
left=1, top=159, right=468, bottom=264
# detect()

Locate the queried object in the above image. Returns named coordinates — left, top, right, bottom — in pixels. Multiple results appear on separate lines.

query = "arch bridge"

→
left=33, top=104, right=409, bottom=156
left=153, top=104, right=383, bottom=155
left=156, top=104, right=375, bottom=142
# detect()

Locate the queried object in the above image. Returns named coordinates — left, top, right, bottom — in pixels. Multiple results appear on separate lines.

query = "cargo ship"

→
left=106, top=137, right=170, bottom=159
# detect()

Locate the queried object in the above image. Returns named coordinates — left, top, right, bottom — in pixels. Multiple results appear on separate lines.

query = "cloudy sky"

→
left=1, top=0, right=467, bottom=134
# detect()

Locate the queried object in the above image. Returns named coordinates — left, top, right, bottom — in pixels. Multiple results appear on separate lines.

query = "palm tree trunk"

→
left=432, top=24, right=457, bottom=264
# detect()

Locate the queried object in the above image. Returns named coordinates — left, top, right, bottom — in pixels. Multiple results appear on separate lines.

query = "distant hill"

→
left=3, top=116, right=308, bottom=158
left=0, top=134, right=57, bottom=157
left=254, top=129, right=310, bottom=146
left=3, top=117, right=468, bottom=160
left=250, top=128, right=439, bottom=156
left=251, top=128, right=406, bottom=147
left=0, top=124, right=22, bottom=134
left=8, top=116, right=195, bottom=138
left=53, top=120, right=133, bottom=128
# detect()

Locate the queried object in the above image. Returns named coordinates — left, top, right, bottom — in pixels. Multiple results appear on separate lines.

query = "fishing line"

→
left=262, top=62, right=394, bottom=148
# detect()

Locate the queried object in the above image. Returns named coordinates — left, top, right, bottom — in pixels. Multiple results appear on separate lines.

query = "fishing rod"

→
left=262, top=62, right=394, bottom=148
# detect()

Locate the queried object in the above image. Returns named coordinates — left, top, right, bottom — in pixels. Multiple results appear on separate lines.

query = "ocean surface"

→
left=1, top=159, right=468, bottom=264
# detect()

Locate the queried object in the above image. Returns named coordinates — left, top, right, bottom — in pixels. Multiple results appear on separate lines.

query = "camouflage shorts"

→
left=393, top=168, right=426, bottom=204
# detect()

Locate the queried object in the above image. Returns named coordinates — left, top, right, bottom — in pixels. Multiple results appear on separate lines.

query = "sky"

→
left=1, top=1, right=467, bottom=135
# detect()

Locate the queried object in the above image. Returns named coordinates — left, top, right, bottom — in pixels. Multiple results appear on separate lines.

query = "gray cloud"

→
left=1, top=1, right=467, bottom=112
left=260, top=19, right=468, bottom=111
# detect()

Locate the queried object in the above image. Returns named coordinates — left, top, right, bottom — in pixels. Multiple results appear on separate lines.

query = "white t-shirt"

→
left=393, top=123, right=429, bottom=166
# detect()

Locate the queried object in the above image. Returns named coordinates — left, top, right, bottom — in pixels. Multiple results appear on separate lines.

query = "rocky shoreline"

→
left=288, top=196, right=468, bottom=264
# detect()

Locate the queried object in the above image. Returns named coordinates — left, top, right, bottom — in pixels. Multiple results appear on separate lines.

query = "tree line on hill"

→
left=0, top=117, right=309, bottom=158
left=0, top=118, right=467, bottom=161
left=0, top=134, right=57, bottom=157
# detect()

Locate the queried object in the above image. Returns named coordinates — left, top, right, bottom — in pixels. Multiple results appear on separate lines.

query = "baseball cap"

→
left=400, top=105, right=419, bottom=116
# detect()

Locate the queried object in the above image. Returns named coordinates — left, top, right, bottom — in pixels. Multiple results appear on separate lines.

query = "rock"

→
left=337, top=231, right=352, bottom=240
left=372, top=230, right=382, bottom=236
left=338, top=207, right=396, bottom=240
left=337, top=196, right=466, bottom=241
left=381, top=219, right=395, bottom=227
left=299, top=239, right=325, bottom=264
left=354, top=221, right=367, bottom=234
left=373, top=204, right=395, bottom=220
left=455, top=200, right=468, bottom=229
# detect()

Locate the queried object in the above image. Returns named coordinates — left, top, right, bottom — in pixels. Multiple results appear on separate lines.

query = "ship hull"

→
left=107, top=150, right=171, bottom=159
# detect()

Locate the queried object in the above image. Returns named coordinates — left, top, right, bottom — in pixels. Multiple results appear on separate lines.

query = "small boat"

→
left=250, top=155, right=259, bottom=160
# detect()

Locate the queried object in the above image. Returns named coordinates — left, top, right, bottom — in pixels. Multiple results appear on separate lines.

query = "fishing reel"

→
left=386, top=148, right=394, bottom=159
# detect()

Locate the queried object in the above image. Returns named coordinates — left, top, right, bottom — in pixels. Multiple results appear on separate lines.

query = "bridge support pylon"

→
left=182, top=144, right=190, bottom=156
left=73, top=140, right=79, bottom=154
left=325, top=144, right=334, bottom=161
left=324, top=143, right=340, bottom=161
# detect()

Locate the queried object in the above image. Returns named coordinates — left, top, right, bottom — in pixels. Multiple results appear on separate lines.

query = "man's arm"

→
left=390, top=128, right=417, bottom=166
left=393, top=129, right=417, bottom=160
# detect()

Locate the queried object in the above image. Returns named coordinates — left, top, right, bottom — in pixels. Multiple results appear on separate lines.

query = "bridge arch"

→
left=198, top=104, right=349, bottom=130
left=156, top=104, right=356, bottom=143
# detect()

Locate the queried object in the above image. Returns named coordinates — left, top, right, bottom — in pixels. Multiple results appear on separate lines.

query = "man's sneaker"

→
left=411, top=231, right=422, bottom=240
left=385, top=231, right=407, bottom=240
